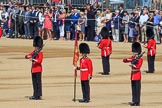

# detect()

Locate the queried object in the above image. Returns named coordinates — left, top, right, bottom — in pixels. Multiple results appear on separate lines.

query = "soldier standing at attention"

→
left=25, top=36, right=43, bottom=100
left=76, top=43, right=93, bottom=103
left=123, top=42, right=143, bottom=106
left=98, top=27, right=112, bottom=75
left=144, top=30, right=156, bottom=73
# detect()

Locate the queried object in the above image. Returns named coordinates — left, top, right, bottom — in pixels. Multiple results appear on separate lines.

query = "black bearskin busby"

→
left=146, top=29, right=154, bottom=40
left=33, top=36, right=43, bottom=48
left=100, top=27, right=109, bottom=39
left=132, top=42, right=141, bottom=54
left=79, top=43, right=90, bottom=54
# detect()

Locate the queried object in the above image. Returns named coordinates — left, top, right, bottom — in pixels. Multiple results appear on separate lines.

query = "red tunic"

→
left=98, top=38, right=112, bottom=57
left=26, top=51, right=43, bottom=73
left=78, top=57, right=93, bottom=81
left=0, top=27, right=2, bottom=38
left=145, top=39, right=156, bottom=56
left=123, top=56, right=143, bottom=80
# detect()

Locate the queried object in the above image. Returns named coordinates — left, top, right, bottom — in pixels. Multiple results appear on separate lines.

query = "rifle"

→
left=131, top=52, right=145, bottom=65
left=31, top=47, right=43, bottom=61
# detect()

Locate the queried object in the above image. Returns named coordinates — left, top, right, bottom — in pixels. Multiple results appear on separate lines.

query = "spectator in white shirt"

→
left=0, top=6, right=3, bottom=24
left=139, top=9, right=148, bottom=42
left=38, top=8, right=44, bottom=38
left=1, top=8, right=8, bottom=37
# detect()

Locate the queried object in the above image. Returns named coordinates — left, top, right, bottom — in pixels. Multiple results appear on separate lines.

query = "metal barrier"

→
left=0, top=0, right=89, bottom=6
left=65, top=0, right=89, bottom=8
left=0, top=0, right=90, bottom=8
left=32, top=0, right=46, bottom=4
left=0, top=0, right=9, bottom=3
left=0, top=0, right=46, bottom=5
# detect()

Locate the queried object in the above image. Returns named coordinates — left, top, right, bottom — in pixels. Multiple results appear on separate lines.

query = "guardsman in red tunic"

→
left=25, top=36, right=43, bottom=100
left=76, top=43, right=93, bottom=103
left=144, top=30, right=156, bottom=73
left=98, top=27, right=112, bottom=75
left=123, top=42, right=143, bottom=106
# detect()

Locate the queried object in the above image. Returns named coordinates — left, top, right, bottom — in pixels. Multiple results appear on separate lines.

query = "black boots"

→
left=79, top=99, right=89, bottom=103
left=128, top=102, right=140, bottom=106
left=29, top=96, right=41, bottom=100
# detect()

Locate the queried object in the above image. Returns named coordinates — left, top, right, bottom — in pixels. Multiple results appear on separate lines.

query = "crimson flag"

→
left=73, top=31, right=79, bottom=66
left=73, top=30, right=79, bottom=102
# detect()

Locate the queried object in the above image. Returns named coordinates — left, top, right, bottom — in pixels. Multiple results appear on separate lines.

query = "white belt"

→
left=104, top=47, right=109, bottom=57
left=132, top=69, right=140, bottom=72
left=80, top=68, right=88, bottom=71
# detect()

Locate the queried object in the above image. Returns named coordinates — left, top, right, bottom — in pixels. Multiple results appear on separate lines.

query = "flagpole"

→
left=73, top=69, right=77, bottom=102
left=73, top=29, right=79, bottom=102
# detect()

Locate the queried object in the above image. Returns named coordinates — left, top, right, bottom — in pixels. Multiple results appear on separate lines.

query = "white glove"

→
left=74, top=66, right=77, bottom=70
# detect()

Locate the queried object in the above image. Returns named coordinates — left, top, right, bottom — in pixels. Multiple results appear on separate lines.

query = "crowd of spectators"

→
left=0, top=1, right=162, bottom=44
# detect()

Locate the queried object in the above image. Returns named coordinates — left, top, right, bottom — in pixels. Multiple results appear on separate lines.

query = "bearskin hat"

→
left=146, top=29, right=154, bottom=39
left=100, top=27, right=109, bottom=39
left=79, top=43, right=90, bottom=54
left=132, top=42, right=141, bottom=54
left=33, top=36, right=43, bottom=48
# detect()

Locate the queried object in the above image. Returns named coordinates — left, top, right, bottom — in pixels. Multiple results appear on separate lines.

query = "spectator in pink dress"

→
left=44, top=9, right=53, bottom=40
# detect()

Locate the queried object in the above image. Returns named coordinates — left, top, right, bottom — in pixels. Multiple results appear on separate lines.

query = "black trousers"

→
left=18, top=22, right=24, bottom=35
left=85, top=26, right=88, bottom=40
left=9, top=21, right=19, bottom=37
left=131, top=80, right=141, bottom=104
left=119, top=29, right=124, bottom=42
left=30, top=23, right=38, bottom=38
left=87, top=25, right=95, bottom=41
left=71, top=25, right=75, bottom=40
left=32, top=72, right=42, bottom=98
left=53, top=22, right=59, bottom=39
left=81, top=80, right=90, bottom=101
left=147, top=55, right=155, bottom=73
left=102, top=56, right=110, bottom=74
